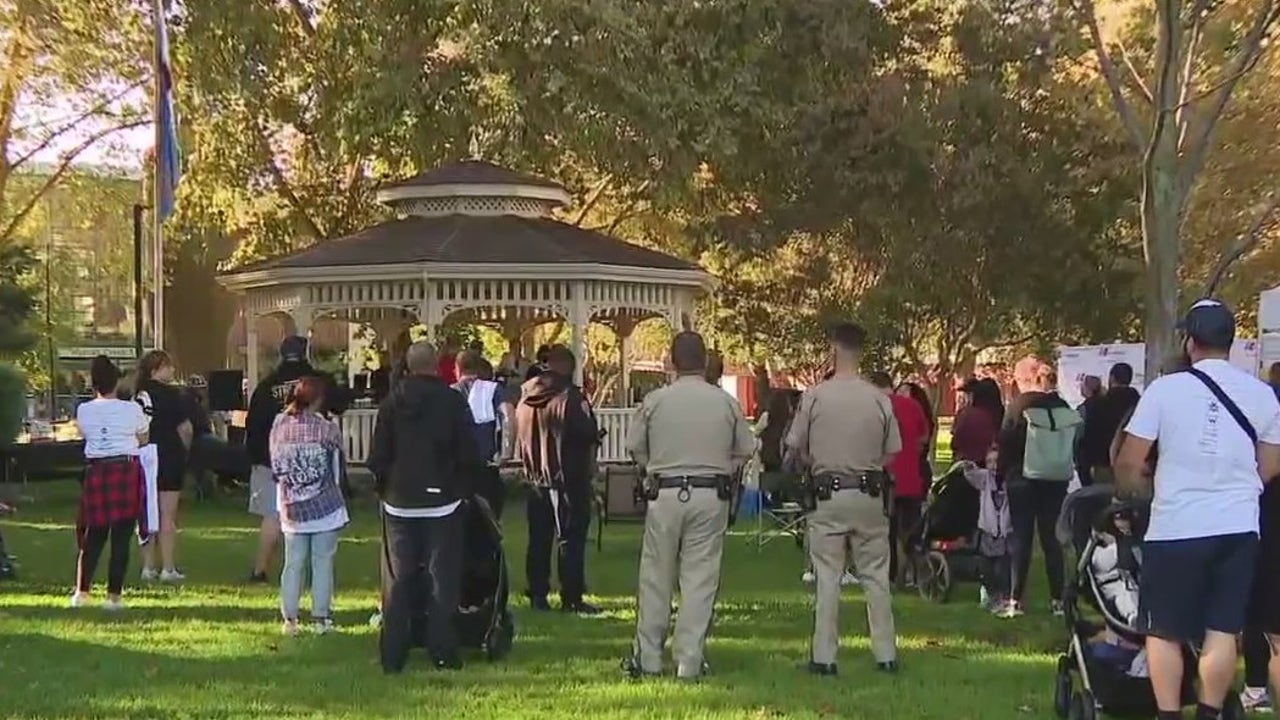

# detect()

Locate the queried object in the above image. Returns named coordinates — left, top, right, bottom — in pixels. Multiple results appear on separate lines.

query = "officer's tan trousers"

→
left=808, top=489, right=897, bottom=665
left=633, top=487, right=729, bottom=677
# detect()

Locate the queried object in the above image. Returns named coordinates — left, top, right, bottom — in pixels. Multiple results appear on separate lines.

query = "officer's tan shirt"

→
left=785, top=375, right=902, bottom=475
left=626, top=375, right=756, bottom=477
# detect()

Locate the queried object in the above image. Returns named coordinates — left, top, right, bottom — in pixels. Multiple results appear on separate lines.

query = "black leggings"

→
left=77, top=519, right=136, bottom=594
left=889, top=497, right=923, bottom=581
left=1009, top=479, right=1068, bottom=603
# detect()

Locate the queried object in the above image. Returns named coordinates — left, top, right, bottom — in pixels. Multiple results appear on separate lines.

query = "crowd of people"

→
left=13, top=295, right=1280, bottom=715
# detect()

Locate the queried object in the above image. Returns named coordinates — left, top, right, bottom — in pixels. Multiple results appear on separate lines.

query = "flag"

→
left=154, top=1, right=181, bottom=222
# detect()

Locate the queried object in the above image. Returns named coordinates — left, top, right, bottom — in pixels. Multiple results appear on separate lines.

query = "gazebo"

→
left=217, top=160, right=712, bottom=463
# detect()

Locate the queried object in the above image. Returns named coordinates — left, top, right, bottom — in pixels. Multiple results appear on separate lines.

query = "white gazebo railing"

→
left=338, top=406, right=637, bottom=465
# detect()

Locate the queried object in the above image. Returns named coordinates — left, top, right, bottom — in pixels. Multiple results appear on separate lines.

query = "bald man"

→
left=369, top=341, right=484, bottom=673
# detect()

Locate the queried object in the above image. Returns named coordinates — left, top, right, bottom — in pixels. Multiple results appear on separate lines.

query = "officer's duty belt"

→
left=654, top=475, right=726, bottom=490
left=815, top=471, right=887, bottom=496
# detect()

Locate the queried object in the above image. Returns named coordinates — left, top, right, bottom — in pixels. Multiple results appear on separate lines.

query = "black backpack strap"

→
left=1184, top=368, right=1257, bottom=445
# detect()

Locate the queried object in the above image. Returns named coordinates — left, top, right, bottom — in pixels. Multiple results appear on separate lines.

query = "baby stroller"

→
left=909, top=462, right=981, bottom=602
left=410, top=497, right=516, bottom=661
left=1052, top=486, right=1247, bottom=720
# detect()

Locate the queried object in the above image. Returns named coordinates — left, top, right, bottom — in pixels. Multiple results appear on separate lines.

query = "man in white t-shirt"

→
left=1116, top=300, right=1280, bottom=720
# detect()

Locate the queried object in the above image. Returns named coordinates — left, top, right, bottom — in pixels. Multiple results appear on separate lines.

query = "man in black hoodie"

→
left=369, top=341, right=481, bottom=673
left=1080, top=362, right=1141, bottom=486
left=516, top=344, right=601, bottom=614
left=244, top=335, right=323, bottom=583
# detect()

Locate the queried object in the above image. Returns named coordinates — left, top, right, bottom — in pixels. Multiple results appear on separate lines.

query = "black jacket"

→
left=244, top=360, right=323, bottom=466
left=1078, top=386, right=1140, bottom=468
left=998, top=390, right=1071, bottom=477
left=368, top=374, right=481, bottom=509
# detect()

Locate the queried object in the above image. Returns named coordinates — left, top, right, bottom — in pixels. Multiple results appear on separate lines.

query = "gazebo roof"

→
left=379, top=159, right=566, bottom=192
left=232, top=214, right=699, bottom=273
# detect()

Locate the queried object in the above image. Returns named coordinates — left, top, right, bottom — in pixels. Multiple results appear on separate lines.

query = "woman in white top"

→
left=72, top=356, right=149, bottom=610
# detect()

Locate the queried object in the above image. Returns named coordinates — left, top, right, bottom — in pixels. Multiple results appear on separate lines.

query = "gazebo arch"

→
left=217, top=160, right=712, bottom=463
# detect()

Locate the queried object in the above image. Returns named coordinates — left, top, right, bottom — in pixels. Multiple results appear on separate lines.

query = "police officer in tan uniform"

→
left=786, top=322, right=902, bottom=676
left=622, top=331, right=756, bottom=679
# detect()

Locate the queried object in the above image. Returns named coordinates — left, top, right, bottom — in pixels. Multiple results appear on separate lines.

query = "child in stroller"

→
left=369, top=497, right=515, bottom=663
left=1052, top=488, right=1249, bottom=720
left=910, top=461, right=982, bottom=603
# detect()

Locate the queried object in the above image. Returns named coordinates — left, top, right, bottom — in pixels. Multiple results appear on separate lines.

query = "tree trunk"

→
left=1140, top=170, right=1184, bottom=381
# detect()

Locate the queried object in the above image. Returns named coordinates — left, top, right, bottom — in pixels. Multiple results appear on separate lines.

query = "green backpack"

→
left=1021, top=405, right=1082, bottom=481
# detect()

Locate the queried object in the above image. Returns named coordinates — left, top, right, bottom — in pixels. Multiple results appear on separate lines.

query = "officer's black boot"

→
left=806, top=661, right=838, bottom=677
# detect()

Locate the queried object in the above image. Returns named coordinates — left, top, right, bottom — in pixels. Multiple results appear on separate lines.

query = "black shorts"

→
left=1251, top=485, right=1280, bottom=633
left=156, top=450, right=187, bottom=493
left=1139, top=532, right=1258, bottom=642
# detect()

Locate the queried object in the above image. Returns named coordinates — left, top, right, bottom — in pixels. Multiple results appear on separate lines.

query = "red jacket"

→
left=888, top=394, right=930, bottom=499
left=952, top=405, right=998, bottom=465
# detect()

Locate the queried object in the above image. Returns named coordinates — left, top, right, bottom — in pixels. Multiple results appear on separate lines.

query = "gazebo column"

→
left=614, top=317, right=636, bottom=406
left=293, top=307, right=314, bottom=360
left=570, top=282, right=587, bottom=386
left=245, top=312, right=260, bottom=389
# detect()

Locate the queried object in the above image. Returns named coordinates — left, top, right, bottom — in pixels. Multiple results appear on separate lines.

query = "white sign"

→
left=1056, top=344, right=1146, bottom=408
left=57, top=346, right=140, bottom=360
left=1057, top=340, right=1261, bottom=408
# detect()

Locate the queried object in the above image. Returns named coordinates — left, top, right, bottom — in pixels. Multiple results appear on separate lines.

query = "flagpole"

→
left=151, top=0, right=165, bottom=353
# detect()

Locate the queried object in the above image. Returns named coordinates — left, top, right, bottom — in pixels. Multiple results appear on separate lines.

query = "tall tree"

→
left=1067, top=0, right=1280, bottom=377
left=0, top=1, right=150, bottom=247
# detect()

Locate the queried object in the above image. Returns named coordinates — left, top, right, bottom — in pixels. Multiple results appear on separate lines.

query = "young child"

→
left=961, top=446, right=1012, bottom=615
left=1091, top=513, right=1140, bottom=625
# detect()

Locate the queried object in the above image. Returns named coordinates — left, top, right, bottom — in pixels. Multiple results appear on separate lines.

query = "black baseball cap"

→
left=1178, top=299, right=1235, bottom=349
left=280, top=335, right=309, bottom=361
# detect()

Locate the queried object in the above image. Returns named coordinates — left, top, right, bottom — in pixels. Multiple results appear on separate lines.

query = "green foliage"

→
left=0, top=244, right=38, bottom=353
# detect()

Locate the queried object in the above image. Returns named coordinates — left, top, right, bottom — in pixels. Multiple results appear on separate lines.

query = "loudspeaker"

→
left=207, top=370, right=245, bottom=411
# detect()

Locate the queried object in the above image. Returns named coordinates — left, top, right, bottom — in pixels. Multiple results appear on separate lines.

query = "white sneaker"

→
left=159, top=569, right=185, bottom=583
left=312, top=618, right=335, bottom=635
left=801, top=570, right=816, bottom=584
left=368, top=612, right=383, bottom=629
left=69, top=592, right=90, bottom=608
left=282, top=619, right=299, bottom=637
left=840, top=571, right=860, bottom=586
left=102, top=597, right=125, bottom=612
left=996, top=601, right=1025, bottom=619
left=140, top=567, right=158, bottom=582
left=1241, top=687, right=1273, bottom=713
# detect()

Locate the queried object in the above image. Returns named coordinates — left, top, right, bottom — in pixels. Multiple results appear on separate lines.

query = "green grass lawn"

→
left=0, top=481, right=1066, bottom=720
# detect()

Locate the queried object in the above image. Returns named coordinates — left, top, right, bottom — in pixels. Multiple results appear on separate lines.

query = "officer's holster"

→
left=812, top=471, right=894, bottom=517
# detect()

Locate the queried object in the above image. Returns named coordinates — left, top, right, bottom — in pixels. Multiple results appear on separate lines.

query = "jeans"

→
left=77, top=519, right=136, bottom=594
left=1009, top=478, right=1068, bottom=603
left=526, top=484, right=591, bottom=603
left=380, top=511, right=462, bottom=671
left=279, top=530, right=340, bottom=621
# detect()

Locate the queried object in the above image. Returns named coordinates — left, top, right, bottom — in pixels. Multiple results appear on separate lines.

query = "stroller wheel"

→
left=1053, top=656, right=1072, bottom=719
left=1068, top=690, right=1095, bottom=720
left=483, top=612, right=515, bottom=662
left=917, top=551, right=951, bottom=603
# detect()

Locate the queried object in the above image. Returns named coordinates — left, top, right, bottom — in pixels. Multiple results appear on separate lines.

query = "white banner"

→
left=1056, top=344, right=1146, bottom=408
left=1056, top=340, right=1259, bottom=407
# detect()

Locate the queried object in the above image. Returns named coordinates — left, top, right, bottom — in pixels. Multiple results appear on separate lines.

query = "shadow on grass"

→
left=0, top=627, right=1056, bottom=720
